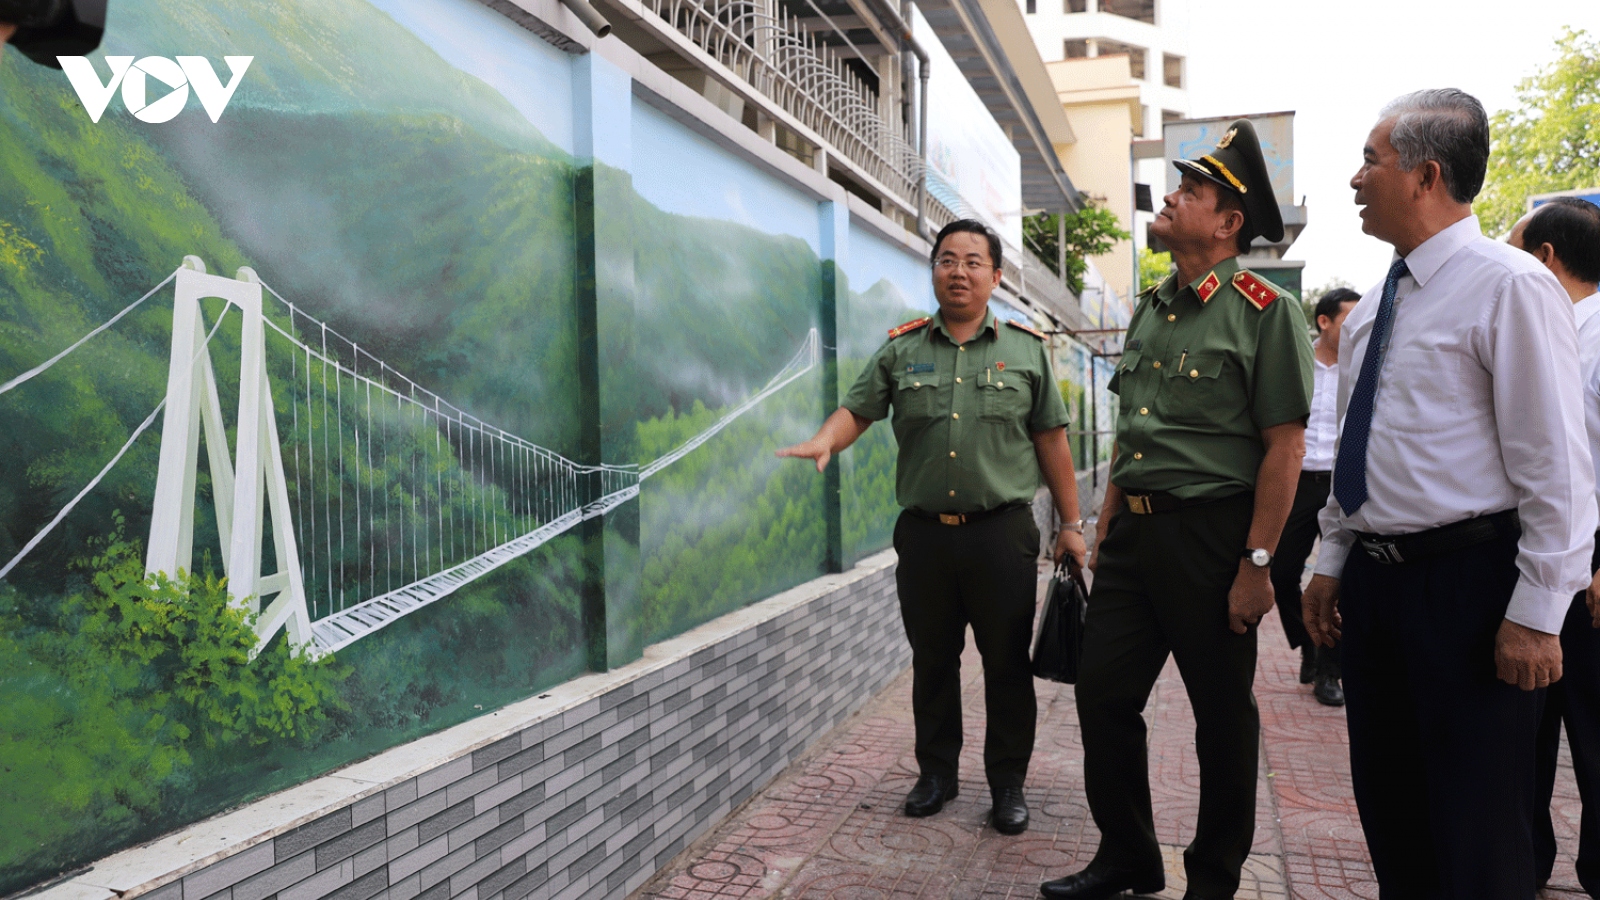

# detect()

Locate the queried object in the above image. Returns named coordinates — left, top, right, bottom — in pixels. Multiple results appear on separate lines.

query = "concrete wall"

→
left=35, top=551, right=908, bottom=900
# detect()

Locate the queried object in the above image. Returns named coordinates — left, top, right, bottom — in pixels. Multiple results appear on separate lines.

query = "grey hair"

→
left=1378, top=88, right=1490, bottom=204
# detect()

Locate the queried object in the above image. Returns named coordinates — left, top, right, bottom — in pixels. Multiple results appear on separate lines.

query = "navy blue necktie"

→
left=1333, top=258, right=1410, bottom=515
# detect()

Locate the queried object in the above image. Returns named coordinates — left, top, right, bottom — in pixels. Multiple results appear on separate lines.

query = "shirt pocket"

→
left=1162, top=351, right=1232, bottom=425
left=1378, top=349, right=1465, bottom=432
left=978, top=375, right=1029, bottom=423
left=1111, top=349, right=1142, bottom=413
left=894, top=372, right=944, bottom=420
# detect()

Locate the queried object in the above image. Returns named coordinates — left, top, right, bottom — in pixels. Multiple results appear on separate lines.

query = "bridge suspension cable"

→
left=1, top=261, right=820, bottom=656
left=0, top=295, right=229, bottom=581
left=0, top=271, right=177, bottom=397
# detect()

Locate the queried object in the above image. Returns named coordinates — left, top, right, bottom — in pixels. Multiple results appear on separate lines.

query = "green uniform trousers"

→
left=1076, top=491, right=1258, bottom=898
left=893, top=505, right=1041, bottom=789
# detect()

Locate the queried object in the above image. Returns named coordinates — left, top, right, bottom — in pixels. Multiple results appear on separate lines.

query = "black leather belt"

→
left=1122, top=490, right=1234, bottom=515
left=1355, top=509, right=1520, bottom=565
left=905, top=502, right=1027, bottom=526
left=1301, top=470, right=1331, bottom=484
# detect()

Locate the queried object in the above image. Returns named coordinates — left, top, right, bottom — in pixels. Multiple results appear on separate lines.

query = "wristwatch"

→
left=1242, top=548, right=1272, bottom=568
left=1060, top=518, right=1086, bottom=534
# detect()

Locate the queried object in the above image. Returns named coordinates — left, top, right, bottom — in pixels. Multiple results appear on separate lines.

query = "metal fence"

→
left=641, top=0, right=925, bottom=203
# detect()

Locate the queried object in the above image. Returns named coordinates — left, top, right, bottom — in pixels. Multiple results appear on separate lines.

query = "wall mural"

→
left=838, top=229, right=935, bottom=562
left=0, top=0, right=917, bottom=889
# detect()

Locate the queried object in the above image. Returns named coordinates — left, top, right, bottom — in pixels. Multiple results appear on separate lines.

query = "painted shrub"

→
left=0, top=0, right=913, bottom=890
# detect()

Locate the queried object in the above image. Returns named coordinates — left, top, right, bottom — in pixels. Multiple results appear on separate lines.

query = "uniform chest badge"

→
left=995, top=361, right=1005, bottom=371
left=906, top=362, right=935, bottom=374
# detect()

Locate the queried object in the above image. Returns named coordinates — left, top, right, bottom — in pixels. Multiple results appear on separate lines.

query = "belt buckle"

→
left=1127, top=495, right=1152, bottom=515
left=938, top=513, right=964, bottom=526
left=1361, top=537, right=1405, bottom=564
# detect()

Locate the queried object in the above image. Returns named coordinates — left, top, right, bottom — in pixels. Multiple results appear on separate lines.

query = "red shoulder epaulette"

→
left=1232, top=270, right=1281, bottom=310
left=1196, top=270, right=1222, bottom=303
left=1005, top=319, right=1046, bottom=340
left=887, top=316, right=932, bottom=339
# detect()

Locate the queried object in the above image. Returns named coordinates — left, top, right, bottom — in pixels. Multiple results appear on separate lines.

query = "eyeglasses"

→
left=933, top=258, right=996, bottom=273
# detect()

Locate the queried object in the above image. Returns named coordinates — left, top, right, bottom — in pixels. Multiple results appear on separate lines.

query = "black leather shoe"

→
left=1299, top=645, right=1315, bottom=684
left=1039, top=865, right=1164, bottom=899
left=1313, top=674, right=1345, bottom=707
left=904, top=774, right=958, bottom=817
left=991, top=786, right=1029, bottom=834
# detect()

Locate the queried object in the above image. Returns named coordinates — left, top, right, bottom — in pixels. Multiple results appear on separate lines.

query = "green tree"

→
left=1301, top=278, right=1356, bottom=334
left=1022, top=202, right=1132, bottom=295
left=1137, top=247, right=1173, bottom=292
left=1476, top=28, right=1600, bottom=237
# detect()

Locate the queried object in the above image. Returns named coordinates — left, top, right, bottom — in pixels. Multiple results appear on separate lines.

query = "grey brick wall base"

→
left=37, top=551, right=907, bottom=900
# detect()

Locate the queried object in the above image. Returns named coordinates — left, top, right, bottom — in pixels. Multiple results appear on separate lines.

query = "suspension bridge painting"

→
left=0, top=0, right=917, bottom=888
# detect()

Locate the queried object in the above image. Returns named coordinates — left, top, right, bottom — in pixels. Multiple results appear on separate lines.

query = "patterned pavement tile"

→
left=634, top=576, right=1593, bottom=900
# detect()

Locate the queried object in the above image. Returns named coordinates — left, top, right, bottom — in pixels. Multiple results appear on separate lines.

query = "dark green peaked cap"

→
left=1173, top=118, right=1284, bottom=243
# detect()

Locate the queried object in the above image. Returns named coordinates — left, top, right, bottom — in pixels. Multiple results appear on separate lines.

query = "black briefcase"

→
left=1031, top=559, right=1088, bottom=684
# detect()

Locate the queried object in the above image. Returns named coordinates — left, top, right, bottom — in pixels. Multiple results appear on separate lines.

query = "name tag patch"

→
left=906, top=362, right=935, bottom=374
left=1126, top=339, right=1142, bottom=351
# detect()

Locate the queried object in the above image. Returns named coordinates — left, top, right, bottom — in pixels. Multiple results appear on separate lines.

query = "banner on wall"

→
left=912, top=7, right=1023, bottom=250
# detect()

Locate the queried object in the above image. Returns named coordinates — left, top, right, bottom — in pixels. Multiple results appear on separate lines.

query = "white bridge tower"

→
left=146, top=257, right=314, bottom=654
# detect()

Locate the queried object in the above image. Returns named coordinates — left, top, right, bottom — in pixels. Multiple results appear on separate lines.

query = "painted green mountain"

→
left=0, top=0, right=909, bottom=889
left=99, top=0, right=555, bottom=151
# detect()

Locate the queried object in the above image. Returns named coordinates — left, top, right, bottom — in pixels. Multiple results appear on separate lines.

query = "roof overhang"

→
left=917, top=0, right=1083, bottom=213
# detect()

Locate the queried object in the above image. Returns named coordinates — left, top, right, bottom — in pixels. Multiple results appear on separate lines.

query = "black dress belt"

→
left=904, top=502, right=1027, bottom=526
left=1354, top=509, right=1521, bottom=565
left=1301, top=470, right=1332, bottom=484
left=1122, top=490, right=1242, bottom=515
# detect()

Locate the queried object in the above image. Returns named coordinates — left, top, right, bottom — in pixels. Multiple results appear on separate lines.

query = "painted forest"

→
left=0, top=0, right=922, bottom=890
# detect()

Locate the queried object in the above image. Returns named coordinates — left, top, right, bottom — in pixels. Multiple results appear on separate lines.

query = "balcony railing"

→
left=639, top=0, right=925, bottom=204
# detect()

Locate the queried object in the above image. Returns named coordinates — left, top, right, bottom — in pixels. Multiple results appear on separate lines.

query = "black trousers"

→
left=1270, top=471, right=1330, bottom=653
left=1075, top=492, right=1258, bottom=898
left=892, top=505, right=1041, bottom=789
left=1534, top=540, right=1600, bottom=895
left=1341, top=528, right=1541, bottom=900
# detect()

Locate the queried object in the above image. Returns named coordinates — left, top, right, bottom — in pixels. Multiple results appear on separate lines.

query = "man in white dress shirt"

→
left=1271, top=288, right=1358, bottom=706
left=1302, top=89, right=1597, bottom=899
left=1511, top=196, right=1600, bottom=896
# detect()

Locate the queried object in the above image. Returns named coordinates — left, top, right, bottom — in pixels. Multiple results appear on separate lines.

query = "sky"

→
left=1180, top=0, right=1600, bottom=293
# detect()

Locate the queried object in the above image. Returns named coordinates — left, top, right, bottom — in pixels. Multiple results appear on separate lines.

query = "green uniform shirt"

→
left=1109, top=256, right=1313, bottom=501
left=843, top=307, right=1071, bottom=514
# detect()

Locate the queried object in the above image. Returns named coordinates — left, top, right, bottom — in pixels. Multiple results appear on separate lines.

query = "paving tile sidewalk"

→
left=635, top=576, right=1593, bottom=899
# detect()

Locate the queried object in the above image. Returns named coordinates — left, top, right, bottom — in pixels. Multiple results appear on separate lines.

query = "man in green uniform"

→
left=778, top=218, right=1086, bottom=836
left=1040, top=120, right=1313, bottom=900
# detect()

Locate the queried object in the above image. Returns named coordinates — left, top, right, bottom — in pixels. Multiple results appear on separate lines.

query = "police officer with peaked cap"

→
left=1041, top=120, right=1314, bottom=900
left=779, top=218, right=1086, bottom=838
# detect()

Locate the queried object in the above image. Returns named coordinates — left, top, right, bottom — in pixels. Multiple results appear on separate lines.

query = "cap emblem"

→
left=1216, top=127, right=1237, bottom=150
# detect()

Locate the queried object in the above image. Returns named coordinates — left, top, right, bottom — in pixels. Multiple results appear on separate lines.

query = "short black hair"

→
left=1314, top=288, right=1361, bottom=329
left=931, top=219, right=1002, bottom=270
left=1524, top=198, right=1600, bottom=285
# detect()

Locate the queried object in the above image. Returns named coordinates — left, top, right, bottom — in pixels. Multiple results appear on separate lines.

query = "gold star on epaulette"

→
left=1231, top=270, right=1281, bottom=310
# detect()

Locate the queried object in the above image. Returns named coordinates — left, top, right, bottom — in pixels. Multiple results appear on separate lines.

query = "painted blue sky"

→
left=631, top=101, right=822, bottom=254
left=845, top=228, right=933, bottom=313
left=366, top=0, right=575, bottom=152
